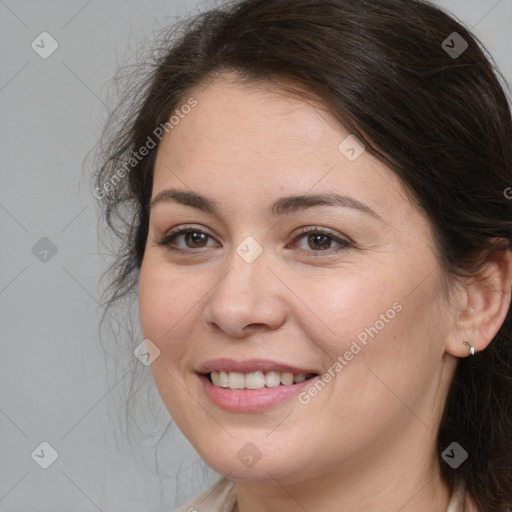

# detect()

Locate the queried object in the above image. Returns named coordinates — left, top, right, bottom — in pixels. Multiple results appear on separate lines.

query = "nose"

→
left=201, top=247, right=288, bottom=338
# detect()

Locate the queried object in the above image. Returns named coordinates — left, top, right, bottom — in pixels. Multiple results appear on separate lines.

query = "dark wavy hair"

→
left=93, top=0, right=512, bottom=509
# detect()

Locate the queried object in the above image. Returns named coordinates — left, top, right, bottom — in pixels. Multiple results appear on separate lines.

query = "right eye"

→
left=155, top=225, right=221, bottom=251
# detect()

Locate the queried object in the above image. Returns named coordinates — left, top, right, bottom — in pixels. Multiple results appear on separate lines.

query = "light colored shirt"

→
left=173, top=476, right=464, bottom=512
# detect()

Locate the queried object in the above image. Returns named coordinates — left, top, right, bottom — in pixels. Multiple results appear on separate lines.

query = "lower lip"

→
left=198, top=374, right=319, bottom=412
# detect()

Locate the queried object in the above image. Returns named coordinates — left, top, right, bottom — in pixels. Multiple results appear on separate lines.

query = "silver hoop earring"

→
left=463, top=339, right=476, bottom=356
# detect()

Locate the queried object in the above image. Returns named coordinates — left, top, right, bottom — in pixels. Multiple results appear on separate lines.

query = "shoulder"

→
left=172, top=476, right=237, bottom=512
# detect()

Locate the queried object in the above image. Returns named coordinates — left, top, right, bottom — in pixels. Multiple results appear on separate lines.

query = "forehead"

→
left=164, top=77, right=338, bottom=158
left=152, top=76, right=410, bottom=224
left=156, top=78, right=349, bottom=185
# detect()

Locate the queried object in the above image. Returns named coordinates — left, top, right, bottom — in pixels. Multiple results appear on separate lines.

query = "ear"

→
left=446, top=248, right=512, bottom=358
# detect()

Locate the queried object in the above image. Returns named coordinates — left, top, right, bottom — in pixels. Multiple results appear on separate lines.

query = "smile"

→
left=195, top=359, right=321, bottom=412
left=209, top=370, right=317, bottom=389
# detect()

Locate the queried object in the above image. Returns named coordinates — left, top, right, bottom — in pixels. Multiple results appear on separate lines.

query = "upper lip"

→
left=196, top=358, right=318, bottom=375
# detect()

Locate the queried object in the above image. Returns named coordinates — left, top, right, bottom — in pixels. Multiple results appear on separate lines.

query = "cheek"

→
left=288, top=267, right=399, bottom=358
left=322, top=270, right=446, bottom=418
left=138, top=258, right=195, bottom=419
left=292, top=275, right=443, bottom=456
left=291, top=263, right=442, bottom=409
left=138, top=256, right=201, bottom=355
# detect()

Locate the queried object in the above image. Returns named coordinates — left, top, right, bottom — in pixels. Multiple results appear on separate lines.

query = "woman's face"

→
left=138, top=75, right=458, bottom=486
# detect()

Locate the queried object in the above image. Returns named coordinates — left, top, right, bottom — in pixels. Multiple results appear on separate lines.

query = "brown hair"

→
left=94, top=0, right=512, bottom=509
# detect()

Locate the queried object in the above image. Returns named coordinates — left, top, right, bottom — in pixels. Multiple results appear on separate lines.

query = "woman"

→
left=94, top=0, right=512, bottom=510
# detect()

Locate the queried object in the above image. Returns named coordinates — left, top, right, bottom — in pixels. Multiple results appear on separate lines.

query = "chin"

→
left=193, top=437, right=318, bottom=485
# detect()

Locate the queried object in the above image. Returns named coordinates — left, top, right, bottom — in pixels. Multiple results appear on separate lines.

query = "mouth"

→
left=206, top=370, right=318, bottom=389
left=195, top=359, right=321, bottom=412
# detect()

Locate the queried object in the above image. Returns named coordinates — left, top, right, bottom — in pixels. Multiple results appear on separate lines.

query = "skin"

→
left=138, top=74, right=512, bottom=512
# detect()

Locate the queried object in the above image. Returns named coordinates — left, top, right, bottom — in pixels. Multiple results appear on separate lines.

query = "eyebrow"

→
left=150, top=188, right=381, bottom=220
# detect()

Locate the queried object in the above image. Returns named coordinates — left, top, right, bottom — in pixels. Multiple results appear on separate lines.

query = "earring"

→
left=463, top=339, right=476, bottom=356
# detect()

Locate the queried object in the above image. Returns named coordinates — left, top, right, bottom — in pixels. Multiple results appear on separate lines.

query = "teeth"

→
left=219, top=371, right=229, bottom=387
left=228, top=371, right=245, bottom=389
left=265, top=371, right=281, bottom=388
left=245, top=371, right=266, bottom=389
left=280, top=372, right=294, bottom=385
left=209, top=370, right=313, bottom=389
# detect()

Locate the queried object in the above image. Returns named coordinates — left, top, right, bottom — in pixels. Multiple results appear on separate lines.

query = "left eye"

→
left=291, top=230, right=352, bottom=252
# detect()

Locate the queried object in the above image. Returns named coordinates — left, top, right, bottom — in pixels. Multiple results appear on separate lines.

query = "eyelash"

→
left=155, top=224, right=353, bottom=256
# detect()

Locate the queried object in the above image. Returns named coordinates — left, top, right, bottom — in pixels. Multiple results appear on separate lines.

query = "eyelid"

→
left=155, top=224, right=219, bottom=249
left=166, top=223, right=214, bottom=237
left=292, top=225, right=352, bottom=242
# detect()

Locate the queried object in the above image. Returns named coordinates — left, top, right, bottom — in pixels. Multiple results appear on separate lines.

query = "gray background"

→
left=1, top=0, right=511, bottom=511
